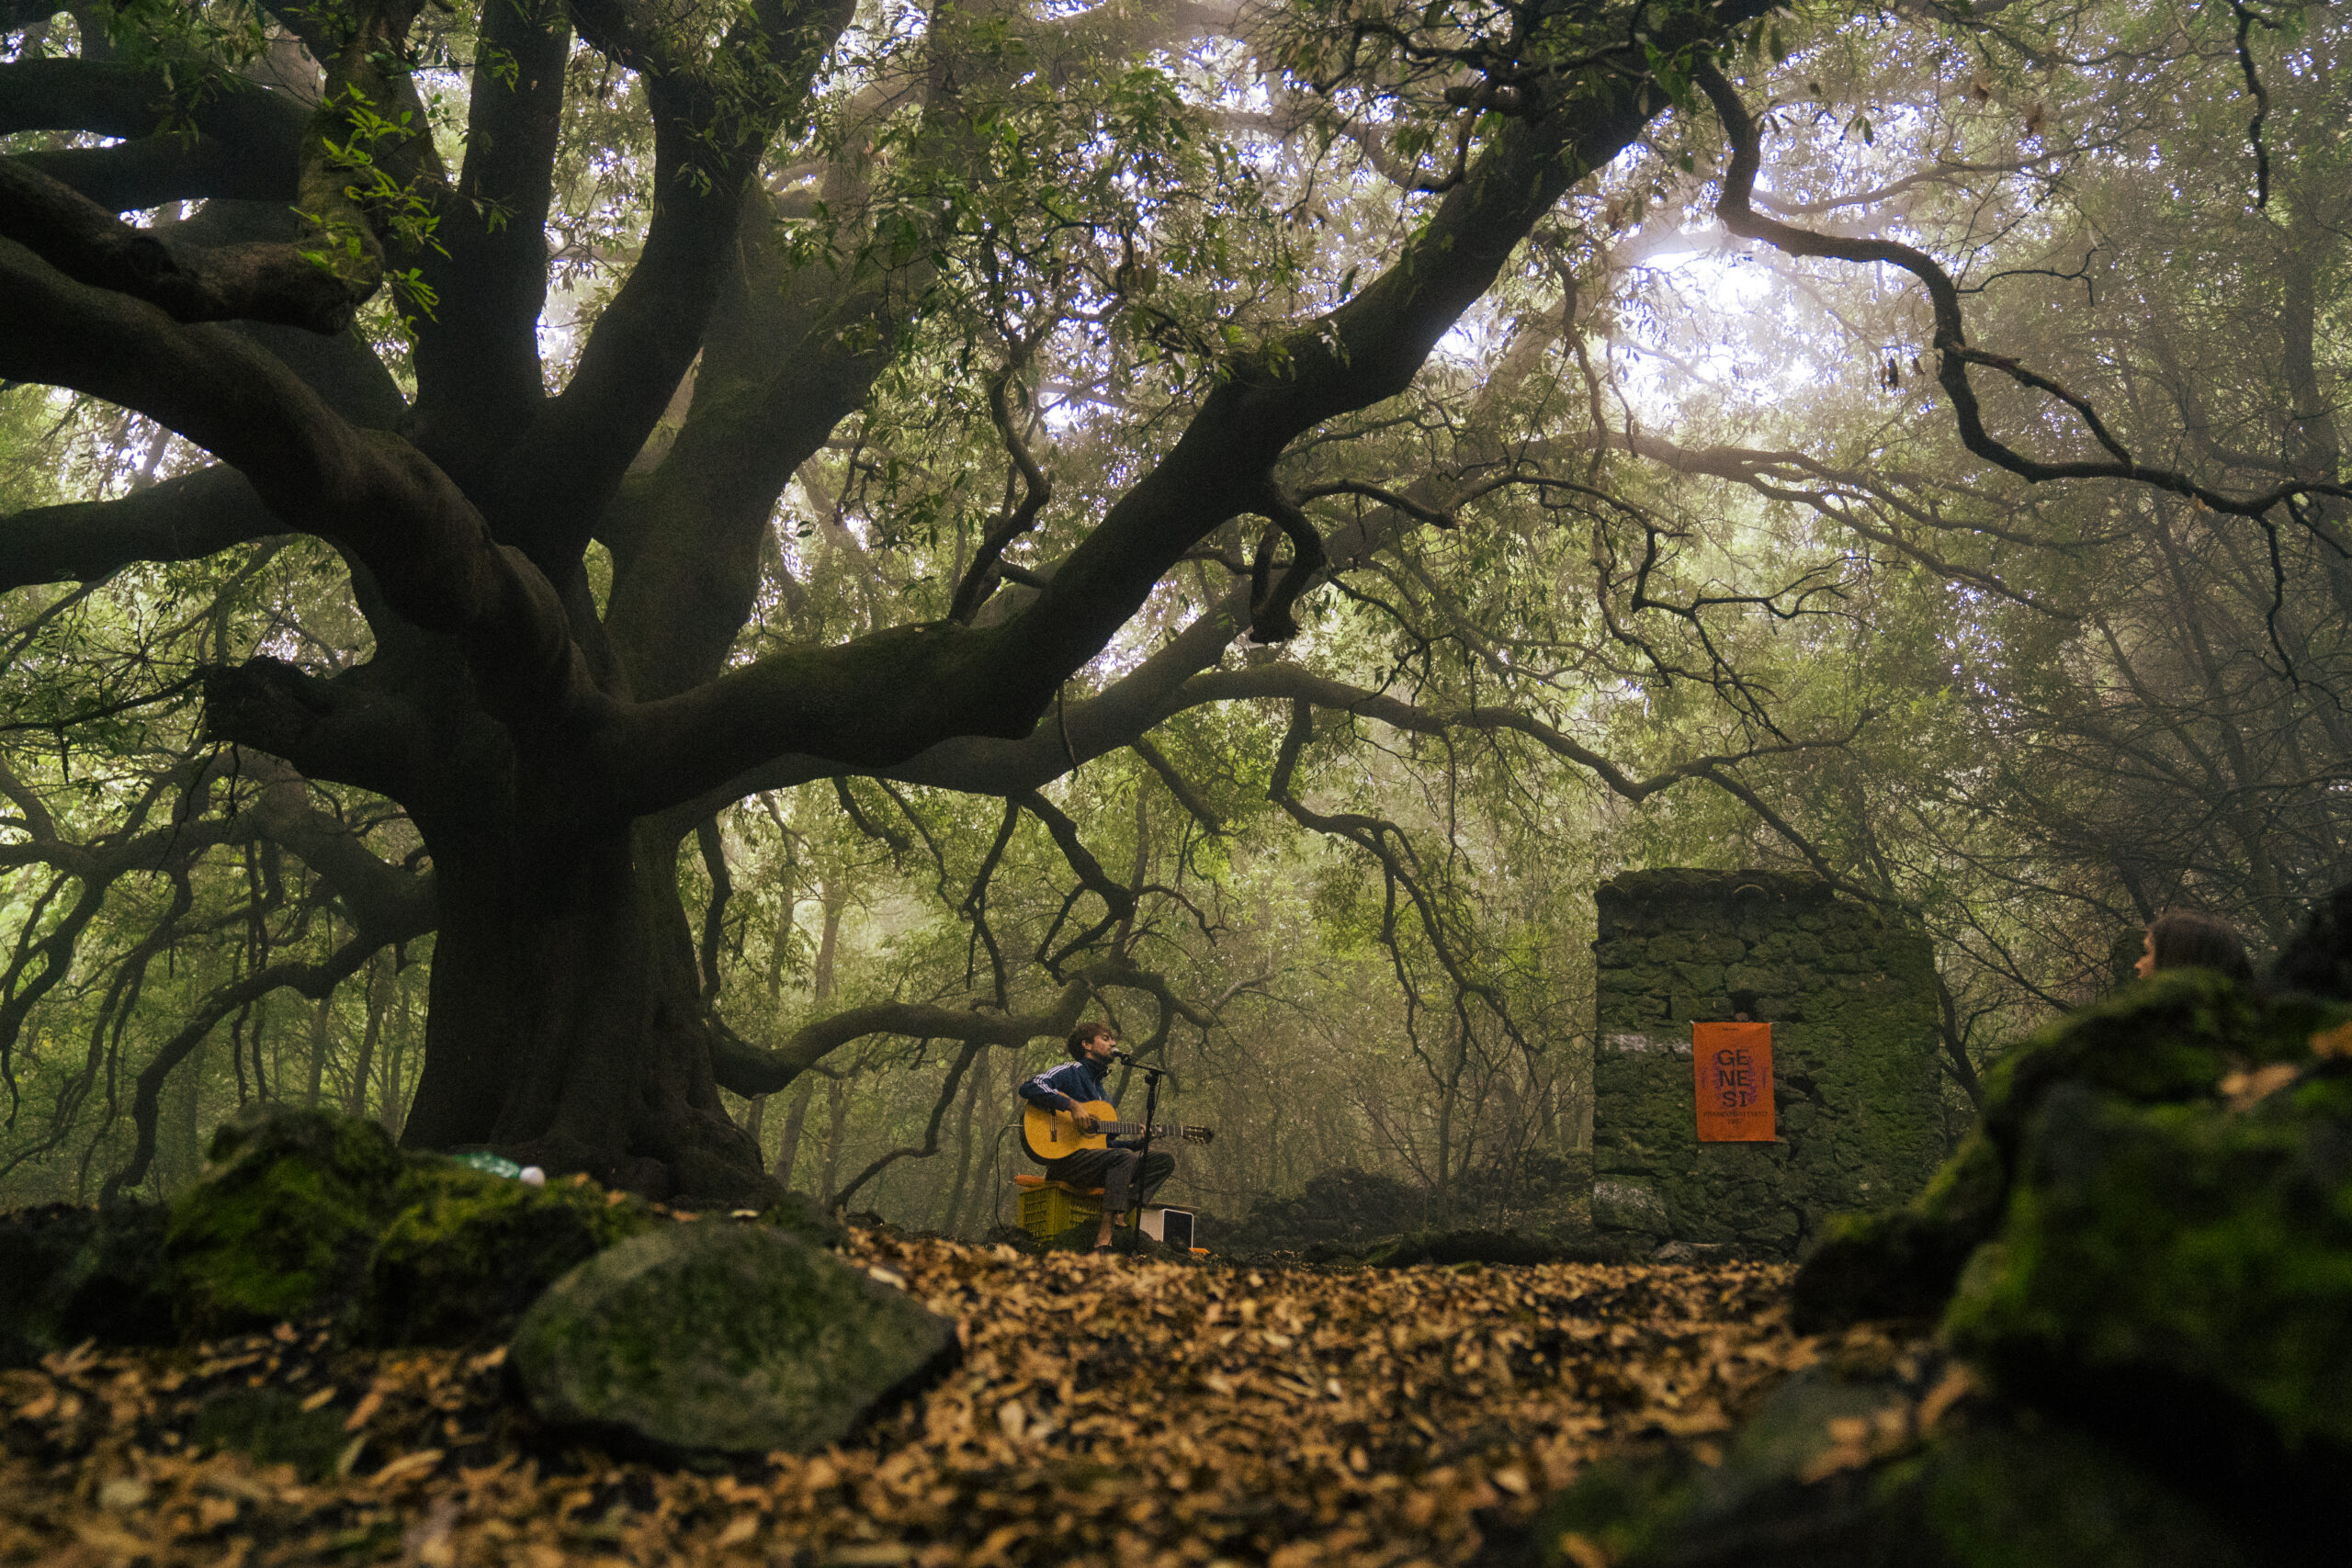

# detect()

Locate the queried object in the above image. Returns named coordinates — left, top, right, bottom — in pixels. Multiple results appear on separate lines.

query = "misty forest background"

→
left=4, top=0, right=2348, bottom=1241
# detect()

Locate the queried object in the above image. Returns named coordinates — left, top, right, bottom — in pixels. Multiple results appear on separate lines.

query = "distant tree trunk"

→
left=779, top=875, right=848, bottom=1192
left=940, top=1045, right=988, bottom=1235
left=741, top=842, right=801, bottom=1152
left=302, top=987, right=334, bottom=1108
left=765, top=805, right=799, bottom=1009
left=818, top=1072, right=851, bottom=1203
left=1432, top=1016, right=1470, bottom=1226
left=159, top=1032, right=206, bottom=1192
left=345, top=954, right=390, bottom=1119
left=256, top=996, right=276, bottom=1101
left=774, top=1077, right=815, bottom=1186
left=811, top=875, right=844, bottom=1003
left=379, top=968, right=413, bottom=1140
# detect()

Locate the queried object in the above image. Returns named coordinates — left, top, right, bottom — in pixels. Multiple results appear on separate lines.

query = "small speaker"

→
left=1141, top=1206, right=1195, bottom=1249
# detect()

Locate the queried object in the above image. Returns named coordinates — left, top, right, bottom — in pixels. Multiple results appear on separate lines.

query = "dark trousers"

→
left=1042, top=1146, right=1176, bottom=1215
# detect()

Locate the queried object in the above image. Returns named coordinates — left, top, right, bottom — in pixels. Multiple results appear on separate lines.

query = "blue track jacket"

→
left=1019, top=1060, right=1138, bottom=1149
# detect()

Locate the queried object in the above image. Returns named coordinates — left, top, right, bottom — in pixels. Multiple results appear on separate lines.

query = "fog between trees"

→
left=2, top=0, right=2346, bottom=1226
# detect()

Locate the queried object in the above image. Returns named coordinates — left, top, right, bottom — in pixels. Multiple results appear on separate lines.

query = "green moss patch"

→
left=359, top=1162, right=662, bottom=1347
left=188, top=1386, right=356, bottom=1482
left=1792, top=970, right=2352, bottom=1334
left=164, top=1106, right=409, bottom=1338
left=1946, top=1073, right=2352, bottom=1456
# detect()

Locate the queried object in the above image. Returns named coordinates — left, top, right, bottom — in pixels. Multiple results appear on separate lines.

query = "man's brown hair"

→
left=1067, top=1021, right=1115, bottom=1059
left=2148, top=908, right=2254, bottom=982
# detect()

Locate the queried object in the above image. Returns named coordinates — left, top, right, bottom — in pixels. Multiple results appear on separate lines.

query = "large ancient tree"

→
left=6, top=0, right=2347, bottom=1205
left=1, top=0, right=1792, bottom=1200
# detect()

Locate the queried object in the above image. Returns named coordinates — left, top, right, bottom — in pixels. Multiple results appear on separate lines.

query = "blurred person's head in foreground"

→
left=2135, top=908, right=2254, bottom=983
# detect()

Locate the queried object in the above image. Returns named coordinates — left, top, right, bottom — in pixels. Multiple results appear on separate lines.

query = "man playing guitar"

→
left=1019, top=1022, right=1176, bottom=1252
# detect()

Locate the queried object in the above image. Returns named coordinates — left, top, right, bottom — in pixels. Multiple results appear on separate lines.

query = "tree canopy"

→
left=3, top=0, right=2347, bottom=1216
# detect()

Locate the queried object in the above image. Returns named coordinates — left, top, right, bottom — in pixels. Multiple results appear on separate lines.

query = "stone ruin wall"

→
left=1589, top=869, right=1946, bottom=1255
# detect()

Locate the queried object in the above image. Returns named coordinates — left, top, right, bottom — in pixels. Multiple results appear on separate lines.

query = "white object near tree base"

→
left=1137, top=1206, right=1195, bottom=1249
left=519, top=1166, right=547, bottom=1187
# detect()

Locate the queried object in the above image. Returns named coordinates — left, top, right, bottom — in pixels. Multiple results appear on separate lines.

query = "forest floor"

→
left=0, top=1226, right=1839, bottom=1568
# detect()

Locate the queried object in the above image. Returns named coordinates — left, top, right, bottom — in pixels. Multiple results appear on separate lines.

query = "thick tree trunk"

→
left=397, top=816, right=778, bottom=1203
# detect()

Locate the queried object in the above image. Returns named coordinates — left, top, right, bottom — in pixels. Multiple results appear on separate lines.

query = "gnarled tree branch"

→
left=0, top=158, right=362, bottom=333
left=1695, top=59, right=2348, bottom=522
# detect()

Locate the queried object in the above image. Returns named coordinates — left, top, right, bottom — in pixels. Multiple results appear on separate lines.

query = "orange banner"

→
left=1692, top=1021, right=1776, bottom=1142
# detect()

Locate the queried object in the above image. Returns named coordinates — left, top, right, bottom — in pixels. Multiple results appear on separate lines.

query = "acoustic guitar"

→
left=1023, top=1099, right=1216, bottom=1163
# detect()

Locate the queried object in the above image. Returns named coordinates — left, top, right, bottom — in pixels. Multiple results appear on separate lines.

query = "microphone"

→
left=1104, top=1048, right=1142, bottom=1064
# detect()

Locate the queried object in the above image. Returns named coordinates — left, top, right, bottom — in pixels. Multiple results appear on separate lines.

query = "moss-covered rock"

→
left=360, top=1162, right=661, bottom=1346
left=165, top=1105, right=409, bottom=1337
left=1792, top=1132, right=2005, bottom=1332
left=1533, top=1336, right=2272, bottom=1566
left=1538, top=1404, right=2257, bottom=1567
left=1939, top=1069, right=2352, bottom=1530
left=46, top=1104, right=676, bottom=1348
left=1791, top=968, right=2348, bottom=1332
left=511, top=1222, right=959, bottom=1459
left=1973, top=970, right=2321, bottom=1146
left=0, top=1202, right=174, bottom=1366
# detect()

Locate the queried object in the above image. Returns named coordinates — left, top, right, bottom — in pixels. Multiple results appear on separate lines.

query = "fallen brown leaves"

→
left=1, top=1230, right=1808, bottom=1567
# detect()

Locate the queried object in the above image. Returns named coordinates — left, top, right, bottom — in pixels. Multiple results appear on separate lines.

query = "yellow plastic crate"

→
left=1017, top=1181, right=1102, bottom=1241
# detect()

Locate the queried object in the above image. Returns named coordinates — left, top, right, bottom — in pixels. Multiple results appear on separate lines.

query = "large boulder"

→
left=7, top=1105, right=852, bottom=1364
left=511, top=1222, right=959, bottom=1459
left=165, top=1103, right=655, bottom=1342
left=1540, top=1362, right=2256, bottom=1568
left=1940, top=1072, right=2352, bottom=1548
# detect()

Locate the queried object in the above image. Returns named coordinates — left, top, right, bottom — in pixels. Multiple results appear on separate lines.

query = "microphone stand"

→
left=1126, top=1060, right=1170, bottom=1247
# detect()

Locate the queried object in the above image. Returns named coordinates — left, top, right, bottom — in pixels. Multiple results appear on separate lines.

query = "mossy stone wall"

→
left=1590, top=869, right=1943, bottom=1253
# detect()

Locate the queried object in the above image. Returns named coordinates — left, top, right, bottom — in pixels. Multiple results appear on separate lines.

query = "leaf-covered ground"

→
left=1, top=1228, right=1814, bottom=1568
